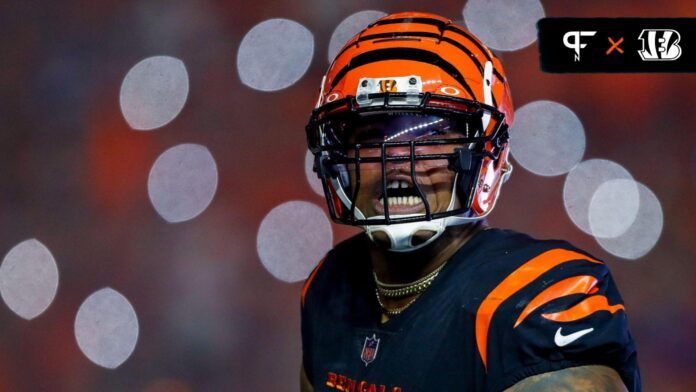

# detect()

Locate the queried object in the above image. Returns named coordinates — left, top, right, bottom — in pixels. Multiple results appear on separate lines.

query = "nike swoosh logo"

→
left=554, top=327, right=594, bottom=347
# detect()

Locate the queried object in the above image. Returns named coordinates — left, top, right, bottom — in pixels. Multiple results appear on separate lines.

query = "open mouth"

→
left=373, top=177, right=427, bottom=215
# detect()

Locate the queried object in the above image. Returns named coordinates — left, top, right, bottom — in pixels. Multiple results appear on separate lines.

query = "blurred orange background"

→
left=0, top=0, right=694, bottom=390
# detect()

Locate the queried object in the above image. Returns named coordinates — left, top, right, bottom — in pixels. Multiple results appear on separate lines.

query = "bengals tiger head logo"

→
left=378, top=79, right=398, bottom=93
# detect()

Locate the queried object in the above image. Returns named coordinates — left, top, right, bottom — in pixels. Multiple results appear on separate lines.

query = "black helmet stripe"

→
left=329, top=47, right=477, bottom=101
left=447, top=25, right=506, bottom=83
left=370, top=17, right=505, bottom=82
left=334, top=31, right=485, bottom=75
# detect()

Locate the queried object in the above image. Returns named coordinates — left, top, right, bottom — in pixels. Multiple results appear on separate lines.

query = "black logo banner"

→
left=538, top=18, right=696, bottom=72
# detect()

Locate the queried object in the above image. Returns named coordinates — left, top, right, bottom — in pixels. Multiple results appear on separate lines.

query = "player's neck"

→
left=370, top=221, right=486, bottom=285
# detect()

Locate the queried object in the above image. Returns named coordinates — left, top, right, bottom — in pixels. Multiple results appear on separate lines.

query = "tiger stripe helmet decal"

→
left=317, top=12, right=513, bottom=123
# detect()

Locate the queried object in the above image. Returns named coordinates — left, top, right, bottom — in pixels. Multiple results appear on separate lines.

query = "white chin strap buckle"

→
left=364, top=216, right=446, bottom=252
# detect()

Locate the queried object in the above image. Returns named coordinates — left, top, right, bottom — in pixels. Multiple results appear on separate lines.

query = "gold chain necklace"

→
left=375, top=288, right=419, bottom=316
left=373, top=260, right=448, bottom=315
left=373, top=260, right=447, bottom=298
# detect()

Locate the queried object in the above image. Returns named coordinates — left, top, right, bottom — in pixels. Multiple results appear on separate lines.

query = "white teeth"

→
left=387, top=180, right=412, bottom=189
left=380, top=196, right=423, bottom=207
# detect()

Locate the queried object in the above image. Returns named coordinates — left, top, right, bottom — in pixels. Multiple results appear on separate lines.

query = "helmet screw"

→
left=361, top=80, right=368, bottom=87
left=409, top=77, right=417, bottom=85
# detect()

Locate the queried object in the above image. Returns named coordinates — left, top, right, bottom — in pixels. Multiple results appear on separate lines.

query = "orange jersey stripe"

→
left=302, top=255, right=327, bottom=307
left=542, top=295, right=625, bottom=323
left=475, top=249, right=602, bottom=369
left=513, top=275, right=599, bottom=328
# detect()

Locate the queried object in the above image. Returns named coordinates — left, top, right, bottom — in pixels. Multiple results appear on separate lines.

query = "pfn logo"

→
left=563, top=31, right=597, bottom=61
left=638, top=29, right=682, bottom=61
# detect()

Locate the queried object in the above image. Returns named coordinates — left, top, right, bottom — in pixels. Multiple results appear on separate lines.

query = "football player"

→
left=301, top=11, right=639, bottom=392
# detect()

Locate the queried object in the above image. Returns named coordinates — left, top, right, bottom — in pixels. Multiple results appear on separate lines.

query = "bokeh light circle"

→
left=237, top=19, right=314, bottom=91
left=463, top=0, right=545, bottom=51
left=595, top=182, right=663, bottom=260
left=120, top=56, right=189, bottom=131
left=328, top=10, right=386, bottom=63
left=148, top=143, right=218, bottom=223
left=588, top=179, right=640, bottom=239
left=75, top=288, right=139, bottom=369
left=564, top=159, right=635, bottom=236
left=257, top=201, right=332, bottom=283
left=305, top=150, right=324, bottom=196
left=511, top=100, right=586, bottom=176
left=0, top=239, right=59, bottom=320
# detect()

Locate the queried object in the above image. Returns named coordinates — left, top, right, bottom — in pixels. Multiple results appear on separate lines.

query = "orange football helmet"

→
left=306, top=11, right=514, bottom=251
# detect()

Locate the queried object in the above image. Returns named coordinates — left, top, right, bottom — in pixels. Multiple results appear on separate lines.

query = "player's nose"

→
left=383, top=145, right=413, bottom=171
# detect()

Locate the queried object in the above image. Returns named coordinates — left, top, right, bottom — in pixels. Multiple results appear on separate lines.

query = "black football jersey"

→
left=300, top=228, right=640, bottom=392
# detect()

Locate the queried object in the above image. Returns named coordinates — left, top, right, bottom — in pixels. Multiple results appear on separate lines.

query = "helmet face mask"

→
left=305, top=12, right=514, bottom=251
left=308, top=92, right=508, bottom=227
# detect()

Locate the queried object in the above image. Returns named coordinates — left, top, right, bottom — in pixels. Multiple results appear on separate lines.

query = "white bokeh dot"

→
left=257, top=201, right=332, bottom=283
left=305, top=150, right=324, bottom=196
left=588, top=179, right=640, bottom=239
left=148, top=143, right=218, bottom=223
left=328, top=10, right=386, bottom=63
left=564, top=159, right=635, bottom=236
left=463, top=0, right=545, bottom=51
left=237, top=19, right=314, bottom=91
left=0, top=239, right=59, bottom=320
left=511, top=100, right=586, bottom=176
left=595, top=182, right=663, bottom=260
left=120, top=55, right=189, bottom=131
left=75, top=288, right=139, bottom=369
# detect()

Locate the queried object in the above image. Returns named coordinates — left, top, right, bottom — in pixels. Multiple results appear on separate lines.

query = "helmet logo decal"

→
left=378, top=79, right=398, bottom=93
left=356, top=76, right=423, bottom=95
left=439, top=86, right=460, bottom=96
left=326, top=92, right=340, bottom=103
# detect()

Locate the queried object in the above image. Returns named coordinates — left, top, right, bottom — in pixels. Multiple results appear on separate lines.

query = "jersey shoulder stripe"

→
left=542, top=293, right=625, bottom=323
left=475, top=247, right=603, bottom=369
left=514, top=274, right=600, bottom=328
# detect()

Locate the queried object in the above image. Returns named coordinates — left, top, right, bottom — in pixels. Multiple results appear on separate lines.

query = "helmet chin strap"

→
left=331, top=173, right=487, bottom=252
